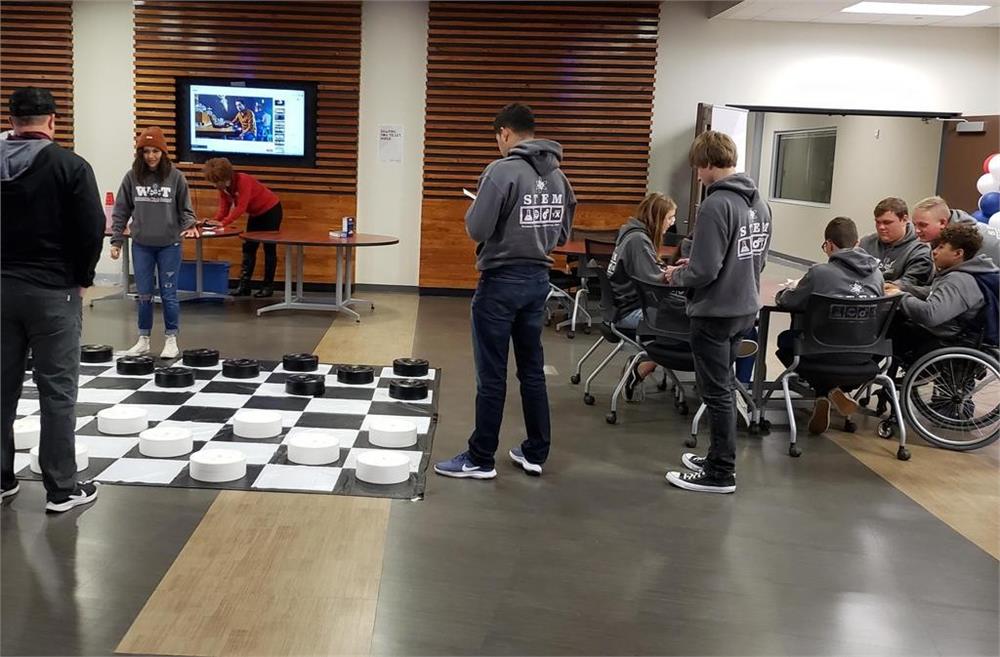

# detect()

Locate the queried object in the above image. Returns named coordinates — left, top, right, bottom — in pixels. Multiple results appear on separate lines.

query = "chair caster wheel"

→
left=759, top=418, right=772, bottom=432
left=567, top=331, right=575, bottom=339
left=605, top=411, right=617, bottom=425
left=583, top=393, right=595, bottom=406
left=677, top=403, right=689, bottom=416
left=896, top=446, right=911, bottom=461
left=877, top=420, right=895, bottom=439
left=583, top=326, right=591, bottom=335
left=844, top=418, right=857, bottom=433
left=545, top=318, right=552, bottom=327
left=570, top=374, right=581, bottom=385
left=684, top=436, right=697, bottom=448
left=657, top=380, right=668, bottom=391
left=748, top=423, right=761, bottom=436
left=788, top=444, right=802, bottom=458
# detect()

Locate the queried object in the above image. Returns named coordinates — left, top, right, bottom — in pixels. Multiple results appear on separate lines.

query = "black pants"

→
left=689, top=314, right=756, bottom=478
left=467, top=266, right=552, bottom=468
left=1, top=278, right=82, bottom=499
left=241, top=202, right=283, bottom=285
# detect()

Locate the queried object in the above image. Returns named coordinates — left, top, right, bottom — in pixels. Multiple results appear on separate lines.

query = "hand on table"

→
left=673, top=258, right=689, bottom=268
left=110, top=245, right=121, bottom=260
left=181, top=227, right=201, bottom=239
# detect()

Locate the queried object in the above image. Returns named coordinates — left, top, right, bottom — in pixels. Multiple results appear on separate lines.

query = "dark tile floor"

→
left=2, top=293, right=997, bottom=656
left=372, top=296, right=999, bottom=657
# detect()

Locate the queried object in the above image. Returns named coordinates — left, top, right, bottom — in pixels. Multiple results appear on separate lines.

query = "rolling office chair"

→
left=765, top=294, right=909, bottom=460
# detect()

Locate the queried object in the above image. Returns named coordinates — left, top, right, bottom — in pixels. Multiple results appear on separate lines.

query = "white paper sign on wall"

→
left=378, top=124, right=404, bottom=164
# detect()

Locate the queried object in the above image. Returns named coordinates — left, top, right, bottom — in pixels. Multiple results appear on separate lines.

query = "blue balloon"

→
left=973, top=210, right=988, bottom=222
left=980, top=191, right=1000, bottom=217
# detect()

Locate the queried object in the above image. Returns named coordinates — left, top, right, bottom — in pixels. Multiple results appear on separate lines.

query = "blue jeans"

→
left=132, top=242, right=181, bottom=336
left=467, top=265, right=552, bottom=468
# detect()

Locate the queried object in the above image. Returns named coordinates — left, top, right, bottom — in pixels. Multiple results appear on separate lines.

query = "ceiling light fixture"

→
left=841, top=2, right=991, bottom=16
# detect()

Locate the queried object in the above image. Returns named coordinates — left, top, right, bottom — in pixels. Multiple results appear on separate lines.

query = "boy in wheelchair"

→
left=887, top=223, right=999, bottom=368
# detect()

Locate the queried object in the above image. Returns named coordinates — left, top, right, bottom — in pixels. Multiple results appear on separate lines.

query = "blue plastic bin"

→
left=178, top=260, right=230, bottom=294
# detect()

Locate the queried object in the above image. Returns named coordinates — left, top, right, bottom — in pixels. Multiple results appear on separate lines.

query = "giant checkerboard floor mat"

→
left=13, top=358, right=439, bottom=499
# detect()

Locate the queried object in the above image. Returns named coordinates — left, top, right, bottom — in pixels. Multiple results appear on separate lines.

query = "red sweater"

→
left=213, top=172, right=280, bottom=226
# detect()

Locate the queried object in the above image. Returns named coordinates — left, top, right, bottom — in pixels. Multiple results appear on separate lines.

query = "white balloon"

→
left=990, top=211, right=1000, bottom=230
left=989, top=154, right=1000, bottom=178
left=978, top=172, right=1000, bottom=195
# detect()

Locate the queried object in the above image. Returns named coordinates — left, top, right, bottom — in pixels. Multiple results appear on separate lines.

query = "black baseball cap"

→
left=9, top=87, right=57, bottom=117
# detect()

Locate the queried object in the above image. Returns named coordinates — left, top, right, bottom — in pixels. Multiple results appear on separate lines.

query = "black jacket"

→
left=1, top=138, right=105, bottom=288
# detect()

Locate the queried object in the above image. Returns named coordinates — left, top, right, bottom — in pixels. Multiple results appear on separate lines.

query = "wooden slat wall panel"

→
left=419, top=1, right=658, bottom=288
left=134, top=1, right=361, bottom=284
left=0, top=1, right=74, bottom=147
left=133, top=0, right=361, bottom=196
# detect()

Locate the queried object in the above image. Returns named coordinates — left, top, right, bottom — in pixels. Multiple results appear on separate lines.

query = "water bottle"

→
left=347, top=216, right=355, bottom=236
left=103, top=192, right=114, bottom=232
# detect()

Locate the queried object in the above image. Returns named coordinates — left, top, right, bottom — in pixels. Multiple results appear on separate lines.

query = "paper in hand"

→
left=463, top=188, right=477, bottom=200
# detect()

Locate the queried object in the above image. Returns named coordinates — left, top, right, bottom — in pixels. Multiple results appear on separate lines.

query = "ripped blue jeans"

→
left=131, top=241, right=182, bottom=336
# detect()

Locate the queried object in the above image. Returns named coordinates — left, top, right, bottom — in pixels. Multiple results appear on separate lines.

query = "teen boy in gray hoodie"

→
left=662, top=131, right=771, bottom=494
left=889, top=224, right=997, bottom=358
left=774, top=216, right=884, bottom=434
left=911, top=196, right=999, bottom=267
left=435, top=103, right=576, bottom=480
left=860, top=197, right=933, bottom=289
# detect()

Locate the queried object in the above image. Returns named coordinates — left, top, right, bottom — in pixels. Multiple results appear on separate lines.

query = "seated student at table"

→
left=606, top=193, right=677, bottom=397
left=775, top=216, right=884, bottom=434
left=887, top=224, right=998, bottom=363
left=202, top=158, right=282, bottom=298
left=911, top=195, right=999, bottom=267
left=860, top=196, right=933, bottom=289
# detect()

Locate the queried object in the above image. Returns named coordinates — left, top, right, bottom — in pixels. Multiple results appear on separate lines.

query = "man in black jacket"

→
left=1, top=87, right=104, bottom=512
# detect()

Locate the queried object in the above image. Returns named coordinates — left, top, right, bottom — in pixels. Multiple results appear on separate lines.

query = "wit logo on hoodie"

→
left=136, top=183, right=173, bottom=204
left=520, top=178, right=564, bottom=228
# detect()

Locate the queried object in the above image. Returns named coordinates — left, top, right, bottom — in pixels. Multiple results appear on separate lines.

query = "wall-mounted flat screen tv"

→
left=175, top=77, right=316, bottom=167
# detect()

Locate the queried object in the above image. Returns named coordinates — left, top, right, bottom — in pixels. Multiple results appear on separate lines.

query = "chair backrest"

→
left=594, top=266, right=628, bottom=324
left=797, top=294, right=901, bottom=358
left=584, top=238, right=617, bottom=270
left=632, top=278, right=691, bottom=341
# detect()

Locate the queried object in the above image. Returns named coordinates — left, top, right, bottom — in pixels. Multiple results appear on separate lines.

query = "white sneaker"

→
left=160, top=335, right=179, bottom=359
left=125, top=336, right=150, bottom=356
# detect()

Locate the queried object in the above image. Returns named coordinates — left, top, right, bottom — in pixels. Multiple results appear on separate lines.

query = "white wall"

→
left=73, top=0, right=134, bottom=279
left=354, top=1, right=428, bottom=286
left=756, top=113, right=942, bottom=261
left=649, top=1, right=1000, bottom=231
left=72, top=0, right=1000, bottom=283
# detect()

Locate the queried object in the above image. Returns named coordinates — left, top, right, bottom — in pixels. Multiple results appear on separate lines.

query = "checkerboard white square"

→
left=75, top=435, right=139, bottom=459
left=187, top=392, right=252, bottom=409
left=95, top=458, right=188, bottom=484
left=304, top=398, right=372, bottom=415
left=252, top=464, right=341, bottom=492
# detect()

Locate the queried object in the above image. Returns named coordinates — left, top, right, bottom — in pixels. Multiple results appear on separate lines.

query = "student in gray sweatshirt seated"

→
left=774, top=217, right=884, bottom=435
left=886, top=223, right=999, bottom=362
left=606, top=192, right=677, bottom=397
left=860, top=196, right=933, bottom=289
left=911, top=195, right=999, bottom=267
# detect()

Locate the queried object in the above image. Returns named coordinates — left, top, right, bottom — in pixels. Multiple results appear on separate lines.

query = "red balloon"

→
left=986, top=153, right=1000, bottom=174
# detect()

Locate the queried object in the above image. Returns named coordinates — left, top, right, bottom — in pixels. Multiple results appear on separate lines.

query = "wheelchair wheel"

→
left=901, top=347, right=1000, bottom=451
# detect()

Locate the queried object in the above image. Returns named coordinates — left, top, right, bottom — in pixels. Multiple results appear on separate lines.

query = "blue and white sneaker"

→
left=509, top=447, right=542, bottom=476
left=433, top=451, right=497, bottom=479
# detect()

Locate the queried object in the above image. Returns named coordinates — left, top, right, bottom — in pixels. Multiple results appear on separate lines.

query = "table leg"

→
left=339, top=247, right=363, bottom=321
left=296, top=245, right=305, bottom=300
left=751, top=308, right=771, bottom=424
left=196, top=240, right=204, bottom=297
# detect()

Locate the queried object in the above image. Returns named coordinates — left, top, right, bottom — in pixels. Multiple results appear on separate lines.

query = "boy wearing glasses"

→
left=774, top=216, right=884, bottom=434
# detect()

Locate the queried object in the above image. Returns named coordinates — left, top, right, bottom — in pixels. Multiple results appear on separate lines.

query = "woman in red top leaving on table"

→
left=202, top=157, right=282, bottom=297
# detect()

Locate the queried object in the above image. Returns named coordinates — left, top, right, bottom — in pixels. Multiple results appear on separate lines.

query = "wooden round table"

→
left=240, top=227, right=400, bottom=320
